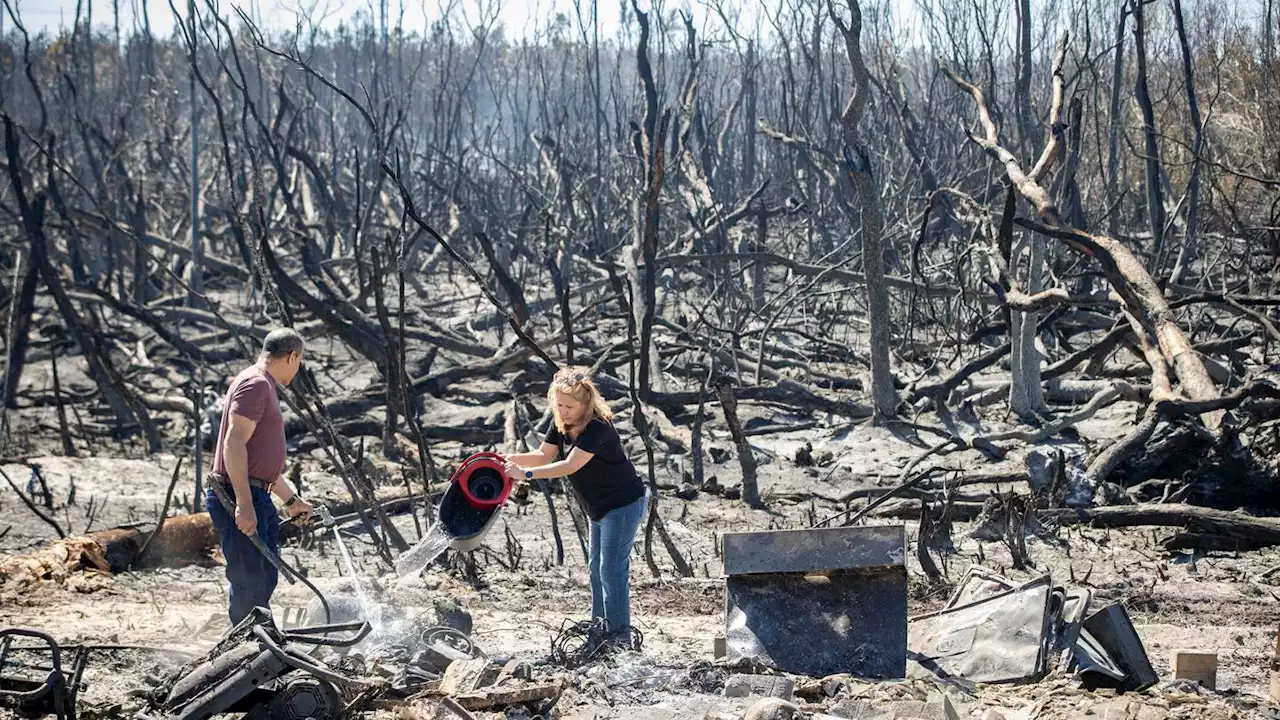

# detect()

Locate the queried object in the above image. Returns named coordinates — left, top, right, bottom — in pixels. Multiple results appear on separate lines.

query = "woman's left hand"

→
left=504, top=461, right=527, bottom=482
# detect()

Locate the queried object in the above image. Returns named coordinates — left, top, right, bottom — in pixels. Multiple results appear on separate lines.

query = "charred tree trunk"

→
left=2, top=254, right=37, bottom=411
left=628, top=1, right=669, bottom=403
left=1168, top=0, right=1206, bottom=285
left=717, top=382, right=762, bottom=509
left=3, top=115, right=160, bottom=452
left=831, top=0, right=897, bottom=421
left=1105, top=5, right=1129, bottom=237
left=1131, top=0, right=1168, bottom=270
left=742, top=41, right=758, bottom=195
left=1014, top=0, right=1036, bottom=155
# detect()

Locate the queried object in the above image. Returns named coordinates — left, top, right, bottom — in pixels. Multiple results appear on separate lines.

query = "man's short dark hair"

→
left=261, top=328, right=305, bottom=359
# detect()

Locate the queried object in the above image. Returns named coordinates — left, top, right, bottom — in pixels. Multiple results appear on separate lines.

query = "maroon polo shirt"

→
left=212, top=365, right=287, bottom=482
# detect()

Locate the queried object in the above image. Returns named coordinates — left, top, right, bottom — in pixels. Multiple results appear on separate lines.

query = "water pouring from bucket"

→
left=394, top=452, right=515, bottom=577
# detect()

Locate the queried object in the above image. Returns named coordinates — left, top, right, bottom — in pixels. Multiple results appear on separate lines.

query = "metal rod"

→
left=193, top=366, right=202, bottom=512
left=187, top=0, right=201, bottom=301
left=188, top=0, right=203, bottom=513
left=249, top=626, right=367, bottom=689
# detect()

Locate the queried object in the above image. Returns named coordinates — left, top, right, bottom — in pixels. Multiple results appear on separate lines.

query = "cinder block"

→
left=1171, top=650, right=1217, bottom=689
left=828, top=694, right=959, bottom=720
left=724, top=674, right=795, bottom=700
left=714, top=635, right=726, bottom=659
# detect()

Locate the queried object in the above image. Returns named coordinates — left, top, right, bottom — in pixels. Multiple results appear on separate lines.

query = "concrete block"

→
left=1170, top=650, right=1217, bottom=689
left=743, top=698, right=800, bottom=720
left=722, top=525, right=906, bottom=576
left=415, top=640, right=471, bottom=672
left=714, top=635, right=726, bottom=659
left=828, top=694, right=958, bottom=720
left=723, top=674, right=794, bottom=700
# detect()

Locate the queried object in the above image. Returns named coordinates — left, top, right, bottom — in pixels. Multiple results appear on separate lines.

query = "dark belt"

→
left=207, top=472, right=272, bottom=491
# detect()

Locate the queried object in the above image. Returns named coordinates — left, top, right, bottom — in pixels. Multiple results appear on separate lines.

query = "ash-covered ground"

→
left=3, top=398, right=1279, bottom=718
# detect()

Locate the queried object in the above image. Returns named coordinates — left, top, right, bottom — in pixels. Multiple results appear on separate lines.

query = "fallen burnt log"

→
left=871, top=497, right=1280, bottom=551
left=869, top=497, right=987, bottom=522
left=293, top=419, right=503, bottom=452
left=596, top=374, right=873, bottom=421
left=0, top=490, right=423, bottom=586
left=1040, top=504, right=1280, bottom=550
left=0, top=514, right=216, bottom=588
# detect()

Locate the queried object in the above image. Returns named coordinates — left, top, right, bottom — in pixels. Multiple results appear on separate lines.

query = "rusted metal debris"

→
left=136, top=601, right=563, bottom=719
left=721, top=524, right=909, bottom=679
left=0, top=627, right=89, bottom=720
left=142, top=607, right=372, bottom=720
left=907, top=565, right=1157, bottom=690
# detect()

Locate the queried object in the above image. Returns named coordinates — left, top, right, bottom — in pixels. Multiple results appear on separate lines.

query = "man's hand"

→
left=286, top=497, right=315, bottom=525
left=234, top=501, right=258, bottom=536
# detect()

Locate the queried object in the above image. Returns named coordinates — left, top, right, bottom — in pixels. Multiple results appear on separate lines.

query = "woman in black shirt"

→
left=503, top=366, right=648, bottom=635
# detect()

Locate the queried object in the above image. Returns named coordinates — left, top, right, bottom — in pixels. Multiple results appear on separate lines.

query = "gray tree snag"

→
left=628, top=0, right=668, bottom=402
left=1009, top=233, right=1050, bottom=420
left=1013, top=0, right=1036, bottom=156
left=942, top=35, right=1225, bottom=432
left=717, top=381, right=761, bottom=509
left=1008, top=0, right=1049, bottom=420
left=830, top=0, right=897, bottom=422
left=1105, top=4, right=1129, bottom=238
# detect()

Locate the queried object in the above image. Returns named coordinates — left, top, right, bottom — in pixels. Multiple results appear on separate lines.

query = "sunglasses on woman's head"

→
left=554, top=370, right=589, bottom=387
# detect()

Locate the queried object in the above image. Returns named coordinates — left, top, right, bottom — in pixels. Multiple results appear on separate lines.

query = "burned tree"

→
left=830, top=0, right=897, bottom=422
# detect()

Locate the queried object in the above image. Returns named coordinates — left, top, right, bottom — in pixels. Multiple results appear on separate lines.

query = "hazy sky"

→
left=12, top=0, right=942, bottom=50
left=14, top=0, right=754, bottom=40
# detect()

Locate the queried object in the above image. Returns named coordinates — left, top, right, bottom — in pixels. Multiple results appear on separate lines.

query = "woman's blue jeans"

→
left=206, top=485, right=280, bottom=625
left=588, top=492, right=648, bottom=632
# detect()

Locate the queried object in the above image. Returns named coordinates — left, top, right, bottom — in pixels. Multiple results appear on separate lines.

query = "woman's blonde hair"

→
left=548, top=365, right=613, bottom=436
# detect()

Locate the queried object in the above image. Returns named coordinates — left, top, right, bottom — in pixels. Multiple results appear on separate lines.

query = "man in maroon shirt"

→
left=208, top=328, right=314, bottom=624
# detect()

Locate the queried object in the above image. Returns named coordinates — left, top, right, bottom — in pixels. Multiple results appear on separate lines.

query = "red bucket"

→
left=452, top=452, right=513, bottom=510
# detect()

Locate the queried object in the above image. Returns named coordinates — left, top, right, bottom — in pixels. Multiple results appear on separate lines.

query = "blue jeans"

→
left=588, top=493, right=647, bottom=632
left=206, top=486, right=280, bottom=625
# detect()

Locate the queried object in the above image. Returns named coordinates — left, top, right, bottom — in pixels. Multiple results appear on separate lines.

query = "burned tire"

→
left=268, top=675, right=341, bottom=720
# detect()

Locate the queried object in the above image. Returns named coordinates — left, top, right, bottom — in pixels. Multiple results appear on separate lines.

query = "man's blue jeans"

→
left=588, top=492, right=647, bottom=633
left=206, top=485, right=280, bottom=625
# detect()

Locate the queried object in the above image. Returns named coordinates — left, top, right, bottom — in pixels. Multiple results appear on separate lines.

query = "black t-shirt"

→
left=545, top=418, right=646, bottom=521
